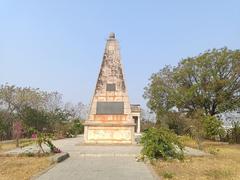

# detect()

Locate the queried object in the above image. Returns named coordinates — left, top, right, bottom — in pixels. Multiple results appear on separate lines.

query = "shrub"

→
left=159, top=112, right=190, bottom=135
left=202, top=115, right=224, bottom=140
left=226, top=121, right=240, bottom=144
left=140, top=127, right=184, bottom=160
left=36, top=133, right=61, bottom=153
left=163, top=172, right=174, bottom=179
left=140, top=119, right=155, bottom=132
left=69, top=121, right=84, bottom=135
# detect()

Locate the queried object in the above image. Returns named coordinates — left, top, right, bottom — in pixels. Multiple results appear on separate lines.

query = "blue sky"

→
left=0, top=0, right=239, bottom=108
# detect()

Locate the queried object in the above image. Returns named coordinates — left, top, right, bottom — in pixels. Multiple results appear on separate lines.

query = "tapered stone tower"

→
left=84, top=33, right=135, bottom=144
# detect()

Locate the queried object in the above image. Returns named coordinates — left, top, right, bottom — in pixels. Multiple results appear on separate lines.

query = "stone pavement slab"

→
left=36, top=156, right=155, bottom=180
left=30, top=136, right=156, bottom=180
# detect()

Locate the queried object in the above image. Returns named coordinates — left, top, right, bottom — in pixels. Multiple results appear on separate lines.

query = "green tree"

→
left=0, top=111, right=12, bottom=140
left=21, top=106, right=49, bottom=132
left=0, top=84, right=46, bottom=114
left=144, top=48, right=240, bottom=123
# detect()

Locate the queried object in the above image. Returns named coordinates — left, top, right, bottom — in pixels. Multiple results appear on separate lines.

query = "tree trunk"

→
left=16, top=136, right=19, bottom=147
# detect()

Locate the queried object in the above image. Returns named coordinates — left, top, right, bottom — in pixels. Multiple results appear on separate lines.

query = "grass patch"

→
left=204, top=169, right=233, bottom=179
left=0, top=139, right=35, bottom=153
left=0, top=156, right=51, bottom=180
left=179, top=136, right=198, bottom=149
left=153, top=140, right=240, bottom=179
left=18, top=152, right=53, bottom=157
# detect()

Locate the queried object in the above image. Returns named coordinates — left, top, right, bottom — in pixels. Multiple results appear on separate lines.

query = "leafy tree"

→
left=0, top=112, right=8, bottom=140
left=0, top=84, right=46, bottom=114
left=21, top=106, right=49, bottom=132
left=144, top=48, right=240, bottom=123
left=0, top=83, right=87, bottom=140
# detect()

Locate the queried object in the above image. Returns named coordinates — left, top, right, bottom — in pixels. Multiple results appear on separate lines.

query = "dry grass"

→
left=0, top=139, right=51, bottom=180
left=0, top=139, right=35, bottom=153
left=0, top=143, right=16, bottom=152
left=153, top=138, right=240, bottom=180
left=0, top=156, right=51, bottom=180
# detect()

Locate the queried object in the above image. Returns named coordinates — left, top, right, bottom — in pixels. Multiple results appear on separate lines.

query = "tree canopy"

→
left=144, top=48, right=240, bottom=121
left=0, top=83, right=87, bottom=140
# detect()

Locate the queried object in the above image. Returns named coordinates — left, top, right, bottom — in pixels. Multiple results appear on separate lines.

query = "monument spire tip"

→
left=109, top=32, right=115, bottom=39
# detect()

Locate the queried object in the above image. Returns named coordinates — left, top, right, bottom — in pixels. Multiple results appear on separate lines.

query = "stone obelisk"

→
left=84, top=33, right=135, bottom=144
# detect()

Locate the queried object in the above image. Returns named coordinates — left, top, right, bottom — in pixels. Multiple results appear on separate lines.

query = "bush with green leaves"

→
left=158, top=112, right=190, bottom=135
left=224, top=121, right=240, bottom=144
left=202, top=115, right=224, bottom=139
left=68, top=121, right=84, bottom=135
left=231, top=121, right=240, bottom=143
left=140, top=127, right=184, bottom=160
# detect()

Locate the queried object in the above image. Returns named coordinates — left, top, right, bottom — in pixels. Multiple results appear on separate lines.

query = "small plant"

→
left=163, top=172, right=174, bottom=179
left=207, top=146, right=220, bottom=155
left=36, top=133, right=62, bottom=153
left=25, top=152, right=35, bottom=157
left=18, top=151, right=35, bottom=157
left=140, top=127, right=184, bottom=160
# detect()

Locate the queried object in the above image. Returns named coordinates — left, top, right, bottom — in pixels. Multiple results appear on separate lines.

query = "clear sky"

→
left=0, top=0, right=239, bottom=108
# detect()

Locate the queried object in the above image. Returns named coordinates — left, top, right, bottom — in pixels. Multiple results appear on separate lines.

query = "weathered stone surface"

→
left=87, top=127, right=133, bottom=144
left=84, top=33, right=135, bottom=144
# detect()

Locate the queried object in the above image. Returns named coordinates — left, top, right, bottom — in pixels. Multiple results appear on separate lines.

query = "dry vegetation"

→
left=153, top=137, right=240, bottom=180
left=0, top=140, right=51, bottom=180
left=0, top=143, right=16, bottom=153
left=0, top=156, right=51, bottom=180
left=0, top=139, right=35, bottom=153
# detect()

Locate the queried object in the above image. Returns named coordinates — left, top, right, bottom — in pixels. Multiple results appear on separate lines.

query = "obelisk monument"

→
left=84, top=33, right=135, bottom=144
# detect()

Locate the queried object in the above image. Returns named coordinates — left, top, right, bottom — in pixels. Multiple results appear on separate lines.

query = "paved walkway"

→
left=3, top=136, right=209, bottom=179
left=35, top=136, right=157, bottom=180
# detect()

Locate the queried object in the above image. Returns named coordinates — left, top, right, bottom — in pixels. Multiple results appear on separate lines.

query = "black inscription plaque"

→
left=106, top=84, right=116, bottom=91
left=96, top=102, right=124, bottom=115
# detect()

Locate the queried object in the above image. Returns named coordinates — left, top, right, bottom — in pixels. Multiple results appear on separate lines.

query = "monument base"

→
left=84, top=122, right=135, bottom=144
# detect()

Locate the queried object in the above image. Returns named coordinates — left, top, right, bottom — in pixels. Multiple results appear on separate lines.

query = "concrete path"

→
left=35, top=136, right=157, bottom=180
